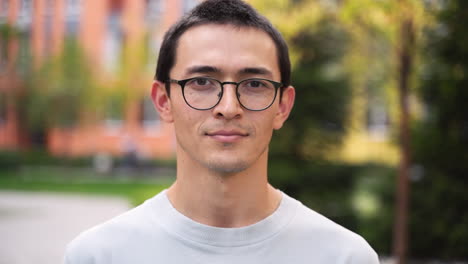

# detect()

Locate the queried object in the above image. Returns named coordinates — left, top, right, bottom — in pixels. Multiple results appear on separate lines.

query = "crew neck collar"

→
left=148, top=190, right=299, bottom=247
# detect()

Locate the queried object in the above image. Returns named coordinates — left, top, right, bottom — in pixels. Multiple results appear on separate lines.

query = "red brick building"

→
left=0, top=0, right=199, bottom=159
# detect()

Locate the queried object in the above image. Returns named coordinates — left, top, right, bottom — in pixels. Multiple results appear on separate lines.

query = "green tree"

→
left=19, top=38, right=98, bottom=146
left=250, top=0, right=357, bottom=227
left=338, top=2, right=427, bottom=262
left=411, top=0, right=468, bottom=259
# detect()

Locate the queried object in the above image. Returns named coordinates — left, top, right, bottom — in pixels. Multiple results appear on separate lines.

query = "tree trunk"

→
left=393, top=14, right=414, bottom=264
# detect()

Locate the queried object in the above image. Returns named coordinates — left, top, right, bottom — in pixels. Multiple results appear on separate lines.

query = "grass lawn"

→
left=0, top=166, right=174, bottom=206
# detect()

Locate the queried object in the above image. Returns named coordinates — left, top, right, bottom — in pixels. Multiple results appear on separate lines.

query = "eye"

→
left=186, top=77, right=218, bottom=91
left=247, top=80, right=263, bottom=88
left=186, top=77, right=215, bottom=88
left=244, top=79, right=269, bottom=89
left=194, top=78, right=210, bottom=86
left=249, top=81, right=262, bottom=87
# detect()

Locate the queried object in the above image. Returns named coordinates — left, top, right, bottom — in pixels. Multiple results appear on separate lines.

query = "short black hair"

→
left=154, top=0, right=291, bottom=95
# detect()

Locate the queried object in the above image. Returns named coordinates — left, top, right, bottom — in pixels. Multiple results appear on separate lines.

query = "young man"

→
left=65, top=0, right=379, bottom=263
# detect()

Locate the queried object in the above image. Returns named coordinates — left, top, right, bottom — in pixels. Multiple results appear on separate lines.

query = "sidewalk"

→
left=0, top=191, right=131, bottom=264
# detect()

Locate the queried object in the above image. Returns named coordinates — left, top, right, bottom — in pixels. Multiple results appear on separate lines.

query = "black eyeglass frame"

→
left=168, top=77, right=283, bottom=111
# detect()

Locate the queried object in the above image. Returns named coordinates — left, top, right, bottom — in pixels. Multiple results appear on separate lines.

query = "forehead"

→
left=172, top=23, right=280, bottom=79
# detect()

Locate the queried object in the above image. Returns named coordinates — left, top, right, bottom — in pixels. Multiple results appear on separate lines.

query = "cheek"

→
left=173, top=112, right=196, bottom=133
left=172, top=104, right=204, bottom=137
left=251, top=114, right=276, bottom=141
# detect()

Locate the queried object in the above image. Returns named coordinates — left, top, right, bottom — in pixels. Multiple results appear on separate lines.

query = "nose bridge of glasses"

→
left=218, top=81, right=240, bottom=96
left=220, top=81, right=240, bottom=90
left=216, top=81, right=241, bottom=106
left=221, top=81, right=238, bottom=85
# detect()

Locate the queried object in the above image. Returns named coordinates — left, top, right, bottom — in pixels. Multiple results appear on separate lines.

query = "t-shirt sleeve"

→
left=63, top=232, right=102, bottom=264
left=63, top=243, right=92, bottom=264
left=347, top=237, right=380, bottom=264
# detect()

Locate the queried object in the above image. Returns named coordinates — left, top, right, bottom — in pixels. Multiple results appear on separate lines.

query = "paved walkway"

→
left=0, top=191, right=131, bottom=264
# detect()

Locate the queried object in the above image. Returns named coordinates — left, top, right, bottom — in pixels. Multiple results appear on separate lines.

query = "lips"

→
left=205, top=130, right=248, bottom=143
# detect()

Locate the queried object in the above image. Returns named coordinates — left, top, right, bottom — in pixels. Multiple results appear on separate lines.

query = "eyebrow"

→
left=186, top=65, right=221, bottom=75
left=186, top=65, right=273, bottom=78
left=239, top=67, right=272, bottom=77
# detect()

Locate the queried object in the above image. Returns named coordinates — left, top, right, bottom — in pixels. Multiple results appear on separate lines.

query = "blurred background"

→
left=0, top=0, right=467, bottom=263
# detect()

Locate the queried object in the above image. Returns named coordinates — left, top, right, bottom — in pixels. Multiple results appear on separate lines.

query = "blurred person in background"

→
left=64, top=0, right=378, bottom=263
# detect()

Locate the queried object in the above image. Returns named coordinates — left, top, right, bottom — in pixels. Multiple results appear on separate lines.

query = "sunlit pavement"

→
left=0, top=191, right=131, bottom=264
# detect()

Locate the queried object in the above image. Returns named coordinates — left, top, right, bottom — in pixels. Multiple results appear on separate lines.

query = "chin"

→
left=205, top=159, right=250, bottom=175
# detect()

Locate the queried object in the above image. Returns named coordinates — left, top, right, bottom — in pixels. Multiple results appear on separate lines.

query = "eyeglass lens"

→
left=183, top=77, right=277, bottom=110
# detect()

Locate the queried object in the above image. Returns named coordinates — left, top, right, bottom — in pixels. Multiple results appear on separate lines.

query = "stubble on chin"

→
left=205, top=142, right=270, bottom=176
left=179, top=121, right=270, bottom=176
left=177, top=138, right=249, bottom=175
left=205, top=159, right=250, bottom=175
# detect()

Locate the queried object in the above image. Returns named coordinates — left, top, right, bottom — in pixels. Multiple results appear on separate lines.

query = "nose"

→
left=212, top=84, right=243, bottom=119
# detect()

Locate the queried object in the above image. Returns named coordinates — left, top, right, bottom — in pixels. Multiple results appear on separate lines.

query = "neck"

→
left=167, top=148, right=281, bottom=228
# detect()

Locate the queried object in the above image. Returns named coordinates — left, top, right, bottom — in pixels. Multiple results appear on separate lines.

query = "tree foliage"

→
left=250, top=0, right=358, bottom=230
left=250, top=0, right=351, bottom=161
left=17, top=38, right=98, bottom=145
left=410, top=0, right=468, bottom=259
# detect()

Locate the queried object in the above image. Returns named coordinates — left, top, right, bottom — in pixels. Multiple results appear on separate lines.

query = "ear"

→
left=273, top=86, right=295, bottom=130
left=151, top=81, right=174, bottom=123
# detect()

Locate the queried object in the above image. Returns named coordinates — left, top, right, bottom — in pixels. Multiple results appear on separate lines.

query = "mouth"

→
left=205, top=130, right=249, bottom=143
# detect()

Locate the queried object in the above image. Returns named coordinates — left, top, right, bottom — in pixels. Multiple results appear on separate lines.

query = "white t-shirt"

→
left=65, top=190, right=379, bottom=264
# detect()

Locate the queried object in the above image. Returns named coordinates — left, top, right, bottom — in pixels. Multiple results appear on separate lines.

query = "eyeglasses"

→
left=169, top=77, right=283, bottom=111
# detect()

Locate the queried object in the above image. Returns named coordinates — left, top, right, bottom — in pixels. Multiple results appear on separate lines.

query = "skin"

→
left=151, top=24, right=295, bottom=228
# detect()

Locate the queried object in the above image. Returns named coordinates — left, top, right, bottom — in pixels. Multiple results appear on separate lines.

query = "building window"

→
left=65, top=0, right=81, bottom=36
left=104, top=98, right=124, bottom=133
left=0, top=0, right=9, bottom=23
left=0, top=93, right=6, bottom=125
left=43, top=0, right=54, bottom=56
left=16, top=0, right=32, bottom=30
left=66, top=19, right=79, bottom=36
left=182, top=0, right=198, bottom=14
left=16, top=30, right=31, bottom=76
left=140, top=97, right=159, bottom=130
left=44, top=0, right=54, bottom=14
left=103, top=12, right=123, bottom=73
left=0, top=27, right=9, bottom=73
left=145, top=0, right=163, bottom=25
left=66, top=0, right=81, bottom=17
left=145, top=0, right=163, bottom=73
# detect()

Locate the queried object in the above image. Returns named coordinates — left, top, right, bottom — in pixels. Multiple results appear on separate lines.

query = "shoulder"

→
left=64, top=195, right=160, bottom=264
left=283, top=195, right=379, bottom=263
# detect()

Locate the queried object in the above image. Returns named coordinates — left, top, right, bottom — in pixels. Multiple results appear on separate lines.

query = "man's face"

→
left=153, top=24, right=294, bottom=175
